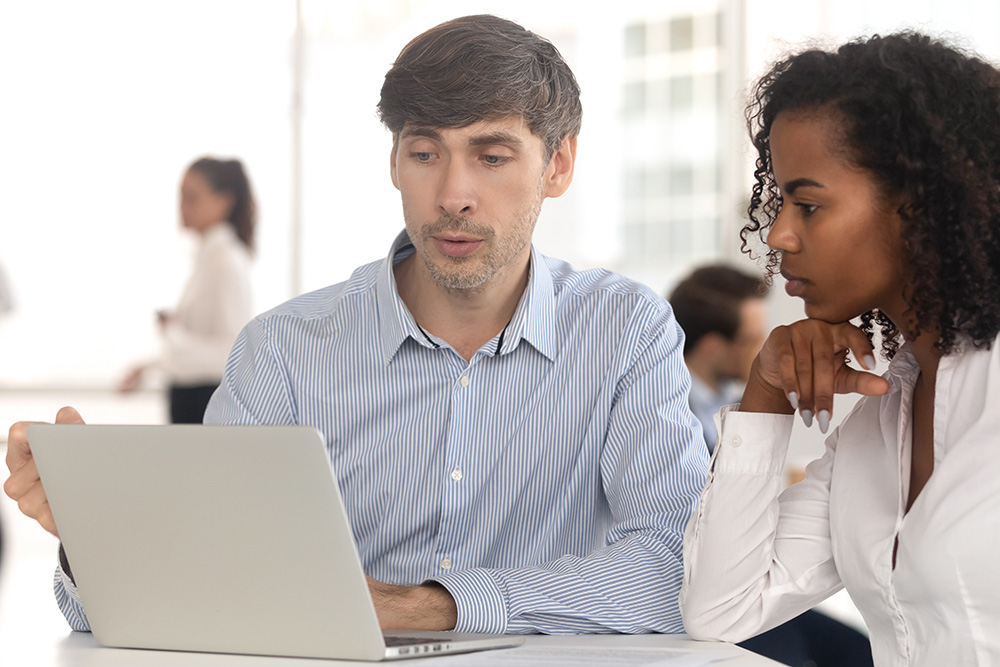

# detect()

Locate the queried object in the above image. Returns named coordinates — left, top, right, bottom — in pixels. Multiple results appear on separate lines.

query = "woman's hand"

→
left=117, top=364, right=146, bottom=393
left=740, top=319, right=891, bottom=432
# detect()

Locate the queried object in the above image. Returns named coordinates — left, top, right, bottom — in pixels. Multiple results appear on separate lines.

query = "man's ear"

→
left=542, top=135, right=577, bottom=199
left=389, top=137, right=400, bottom=191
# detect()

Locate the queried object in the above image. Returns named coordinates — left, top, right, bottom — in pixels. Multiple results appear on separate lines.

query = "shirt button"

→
left=730, top=435, right=743, bottom=448
left=459, top=375, right=470, bottom=387
left=450, top=469, right=463, bottom=482
left=440, top=558, right=452, bottom=570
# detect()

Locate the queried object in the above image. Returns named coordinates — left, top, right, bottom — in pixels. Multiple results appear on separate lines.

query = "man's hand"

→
left=366, top=576, right=458, bottom=631
left=4, top=406, right=86, bottom=537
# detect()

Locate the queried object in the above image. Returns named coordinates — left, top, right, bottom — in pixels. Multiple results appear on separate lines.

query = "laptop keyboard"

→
left=384, top=635, right=448, bottom=647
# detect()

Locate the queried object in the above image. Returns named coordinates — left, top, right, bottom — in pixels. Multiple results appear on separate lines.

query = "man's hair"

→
left=377, top=14, right=582, bottom=161
left=669, top=265, right=767, bottom=356
left=744, top=32, right=1000, bottom=357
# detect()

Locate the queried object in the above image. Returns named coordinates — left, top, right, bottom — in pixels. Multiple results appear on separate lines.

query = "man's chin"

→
left=422, top=257, right=488, bottom=291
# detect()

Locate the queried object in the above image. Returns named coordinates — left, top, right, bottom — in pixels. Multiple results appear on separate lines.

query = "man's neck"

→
left=394, top=253, right=530, bottom=362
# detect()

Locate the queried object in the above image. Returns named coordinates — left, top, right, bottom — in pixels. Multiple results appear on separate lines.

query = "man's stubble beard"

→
left=407, top=182, right=544, bottom=294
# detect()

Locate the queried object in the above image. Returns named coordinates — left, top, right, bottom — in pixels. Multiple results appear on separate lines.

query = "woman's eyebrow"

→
left=783, top=177, right=825, bottom=194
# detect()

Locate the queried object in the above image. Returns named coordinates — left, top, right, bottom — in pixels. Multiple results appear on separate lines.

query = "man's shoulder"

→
left=541, top=253, right=670, bottom=315
left=257, top=259, right=382, bottom=324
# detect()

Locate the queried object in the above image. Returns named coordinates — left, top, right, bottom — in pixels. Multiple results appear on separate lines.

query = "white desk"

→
left=0, top=455, right=779, bottom=666
left=0, top=539, right=780, bottom=667
left=6, top=629, right=782, bottom=666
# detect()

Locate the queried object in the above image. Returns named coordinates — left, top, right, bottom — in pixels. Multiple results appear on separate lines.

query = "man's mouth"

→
left=433, top=236, right=484, bottom=258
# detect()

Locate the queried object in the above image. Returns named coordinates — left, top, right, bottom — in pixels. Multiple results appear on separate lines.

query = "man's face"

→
left=726, top=298, right=768, bottom=383
left=390, top=117, right=573, bottom=293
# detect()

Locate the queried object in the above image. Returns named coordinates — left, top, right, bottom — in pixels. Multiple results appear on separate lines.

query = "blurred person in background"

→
left=671, top=264, right=873, bottom=667
left=0, top=257, right=12, bottom=317
left=669, top=265, right=767, bottom=452
left=119, top=157, right=256, bottom=423
left=0, top=257, right=9, bottom=568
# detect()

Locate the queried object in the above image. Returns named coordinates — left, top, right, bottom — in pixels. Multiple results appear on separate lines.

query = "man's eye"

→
left=411, top=152, right=432, bottom=162
left=482, top=154, right=509, bottom=165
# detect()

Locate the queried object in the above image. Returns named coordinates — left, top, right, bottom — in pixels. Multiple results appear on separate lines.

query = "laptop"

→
left=28, top=423, right=524, bottom=661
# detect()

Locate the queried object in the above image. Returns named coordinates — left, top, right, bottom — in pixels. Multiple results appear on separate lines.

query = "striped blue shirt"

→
left=54, top=231, right=708, bottom=635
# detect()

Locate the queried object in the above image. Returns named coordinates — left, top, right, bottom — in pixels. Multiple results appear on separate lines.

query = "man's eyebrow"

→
left=468, top=131, right=523, bottom=147
left=783, top=177, right=824, bottom=194
left=400, top=126, right=443, bottom=141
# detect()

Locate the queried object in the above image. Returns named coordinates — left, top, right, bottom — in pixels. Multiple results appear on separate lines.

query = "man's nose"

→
left=438, top=160, right=477, bottom=217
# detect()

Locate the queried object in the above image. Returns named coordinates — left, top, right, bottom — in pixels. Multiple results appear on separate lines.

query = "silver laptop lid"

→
left=30, top=424, right=392, bottom=661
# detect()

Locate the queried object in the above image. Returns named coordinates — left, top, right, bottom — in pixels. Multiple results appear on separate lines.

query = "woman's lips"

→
left=433, top=236, right=483, bottom=258
left=782, top=270, right=807, bottom=298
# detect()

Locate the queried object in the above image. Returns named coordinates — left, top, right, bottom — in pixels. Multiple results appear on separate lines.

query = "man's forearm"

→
left=367, top=577, right=458, bottom=631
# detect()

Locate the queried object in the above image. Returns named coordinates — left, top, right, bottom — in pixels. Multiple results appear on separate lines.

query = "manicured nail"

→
left=863, top=354, right=876, bottom=371
left=788, top=391, right=799, bottom=410
left=818, top=410, right=830, bottom=433
left=801, top=409, right=813, bottom=428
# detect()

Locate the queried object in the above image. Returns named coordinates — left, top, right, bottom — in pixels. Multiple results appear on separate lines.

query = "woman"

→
left=680, top=33, right=1000, bottom=666
left=120, top=157, right=256, bottom=423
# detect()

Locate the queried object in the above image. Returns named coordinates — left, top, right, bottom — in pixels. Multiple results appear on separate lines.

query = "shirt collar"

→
left=884, top=333, right=977, bottom=393
left=375, top=230, right=556, bottom=364
left=883, top=341, right=923, bottom=393
left=500, top=244, right=556, bottom=361
left=201, top=221, right=236, bottom=246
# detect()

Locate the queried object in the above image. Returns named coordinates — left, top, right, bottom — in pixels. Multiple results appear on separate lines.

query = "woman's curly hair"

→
left=743, top=32, right=1000, bottom=357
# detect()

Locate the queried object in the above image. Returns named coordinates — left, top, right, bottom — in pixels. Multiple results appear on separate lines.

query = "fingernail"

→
left=788, top=391, right=799, bottom=410
left=818, top=409, right=830, bottom=433
left=801, top=409, right=813, bottom=428
left=864, top=354, right=876, bottom=370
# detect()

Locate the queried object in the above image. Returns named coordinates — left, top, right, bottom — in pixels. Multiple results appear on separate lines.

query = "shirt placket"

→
left=434, top=353, right=481, bottom=576
left=887, top=371, right=916, bottom=665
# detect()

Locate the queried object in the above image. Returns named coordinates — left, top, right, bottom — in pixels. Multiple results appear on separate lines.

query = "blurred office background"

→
left=2, top=0, right=999, bottom=650
left=2, top=0, right=1000, bottom=418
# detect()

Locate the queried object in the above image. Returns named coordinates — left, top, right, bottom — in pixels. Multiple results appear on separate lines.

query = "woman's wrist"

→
left=739, top=360, right=795, bottom=415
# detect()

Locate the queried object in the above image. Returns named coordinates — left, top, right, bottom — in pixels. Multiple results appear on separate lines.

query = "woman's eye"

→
left=795, top=203, right=818, bottom=215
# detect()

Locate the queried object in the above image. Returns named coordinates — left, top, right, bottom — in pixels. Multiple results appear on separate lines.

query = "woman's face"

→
left=766, top=111, right=909, bottom=325
left=179, top=169, right=232, bottom=234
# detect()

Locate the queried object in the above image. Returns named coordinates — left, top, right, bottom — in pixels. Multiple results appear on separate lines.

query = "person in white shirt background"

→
left=681, top=32, right=1000, bottom=666
left=118, top=157, right=256, bottom=424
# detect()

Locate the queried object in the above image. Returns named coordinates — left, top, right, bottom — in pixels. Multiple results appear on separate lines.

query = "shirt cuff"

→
left=712, top=406, right=794, bottom=476
left=54, top=563, right=91, bottom=632
left=430, top=568, right=508, bottom=634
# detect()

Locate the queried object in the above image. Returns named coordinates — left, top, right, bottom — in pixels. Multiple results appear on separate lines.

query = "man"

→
left=6, top=15, right=706, bottom=636
left=668, top=265, right=767, bottom=451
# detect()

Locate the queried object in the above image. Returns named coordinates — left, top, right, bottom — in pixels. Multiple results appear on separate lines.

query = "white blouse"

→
left=681, top=334, right=1000, bottom=667
left=160, top=223, right=252, bottom=385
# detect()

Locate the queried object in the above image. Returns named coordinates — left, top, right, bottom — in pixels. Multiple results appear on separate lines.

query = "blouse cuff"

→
left=711, top=406, right=794, bottom=477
